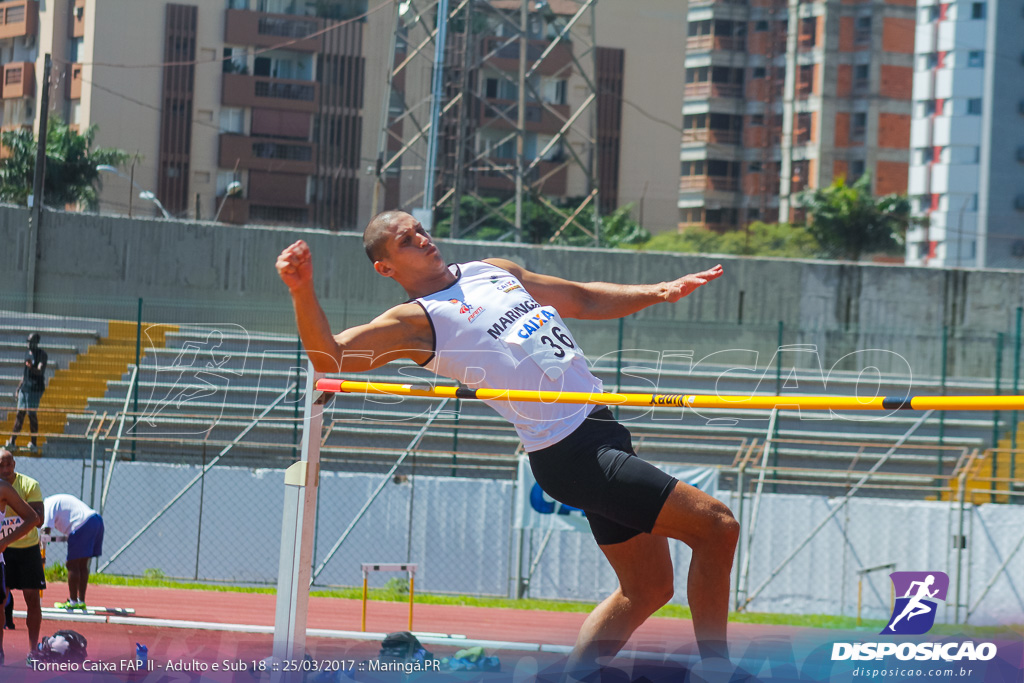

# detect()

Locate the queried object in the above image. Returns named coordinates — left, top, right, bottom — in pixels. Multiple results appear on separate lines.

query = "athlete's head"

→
left=363, top=211, right=445, bottom=284
left=27, top=332, right=40, bottom=349
left=363, top=211, right=402, bottom=263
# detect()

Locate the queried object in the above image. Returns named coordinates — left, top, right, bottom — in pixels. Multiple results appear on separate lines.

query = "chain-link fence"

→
left=2, top=295, right=1023, bottom=626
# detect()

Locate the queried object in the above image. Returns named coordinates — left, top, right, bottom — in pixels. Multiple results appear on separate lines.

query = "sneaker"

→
left=25, top=443, right=37, bottom=453
left=54, top=600, right=74, bottom=610
left=71, top=601, right=86, bottom=610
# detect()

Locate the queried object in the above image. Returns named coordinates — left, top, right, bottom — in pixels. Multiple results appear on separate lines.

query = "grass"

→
left=45, top=565, right=1021, bottom=636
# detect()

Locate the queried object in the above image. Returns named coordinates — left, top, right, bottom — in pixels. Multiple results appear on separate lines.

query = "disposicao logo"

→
left=882, top=571, right=948, bottom=635
left=831, top=571, right=998, bottom=662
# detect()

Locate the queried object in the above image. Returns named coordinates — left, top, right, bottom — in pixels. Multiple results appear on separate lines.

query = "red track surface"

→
left=0, top=582, right=808, bottom=682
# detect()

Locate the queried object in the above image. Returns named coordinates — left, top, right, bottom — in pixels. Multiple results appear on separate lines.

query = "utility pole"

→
left=25, top=53, right=51, bottom=314
left=450, top=0, right=475, bottom=240
left=514, top=0, right=528, bottom=243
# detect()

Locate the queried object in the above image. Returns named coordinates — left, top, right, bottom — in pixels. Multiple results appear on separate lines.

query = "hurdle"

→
left=315, top=379, right=1024, bottom=411
left=361, top=563, right=418, bottom=632
left=856, top=562, right=896, bottom=627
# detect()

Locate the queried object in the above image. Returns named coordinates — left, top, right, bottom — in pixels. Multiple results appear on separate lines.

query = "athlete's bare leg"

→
left=566, top=482, right=739, bottom=677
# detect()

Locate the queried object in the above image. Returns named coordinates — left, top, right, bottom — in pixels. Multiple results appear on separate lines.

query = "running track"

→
left=0, top=583, right=811, bottom=682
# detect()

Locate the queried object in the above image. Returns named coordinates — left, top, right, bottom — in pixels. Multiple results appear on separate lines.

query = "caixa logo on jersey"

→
left=832, top=571, right=998, bottom=663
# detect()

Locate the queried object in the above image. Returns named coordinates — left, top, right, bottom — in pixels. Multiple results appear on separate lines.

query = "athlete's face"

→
left=0, top=451, right=15, bottom=483
left=376, top=213, right=445, bottom=277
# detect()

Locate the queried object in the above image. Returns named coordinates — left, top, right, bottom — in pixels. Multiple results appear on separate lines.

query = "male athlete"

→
left=276, top=211, right=739, bottom=676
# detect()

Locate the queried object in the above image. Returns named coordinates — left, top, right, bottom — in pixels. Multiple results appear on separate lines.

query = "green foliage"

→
left=640, top=222, right=820, bottom=259
left=797, top=174, right=918, bottom=261
left=0, top=118, right=131, bottom=210
left=434, top=195, right=651, bottom=248
left=45, top=561, right=68, bottom=582
left=142, top=567, right=167, bottom=580
left=383, top=577, right=410, bottom=597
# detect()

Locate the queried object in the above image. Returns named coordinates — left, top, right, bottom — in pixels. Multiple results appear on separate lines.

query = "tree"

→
left=434, top=195, right=651, bottom=248
left=638, top=222, right=820, bottom=258
left=797, top=174, right=917, bottom=261
left=0, top=118, right=130, bottom=210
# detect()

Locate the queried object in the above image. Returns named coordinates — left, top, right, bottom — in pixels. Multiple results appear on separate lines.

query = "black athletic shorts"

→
left=2, top=545, right=46, bottom=591
left=528, top=407, right=678, bottom=545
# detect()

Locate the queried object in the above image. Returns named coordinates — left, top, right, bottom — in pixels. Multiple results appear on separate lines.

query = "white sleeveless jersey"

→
left=416, top=261, right=603, bottom=451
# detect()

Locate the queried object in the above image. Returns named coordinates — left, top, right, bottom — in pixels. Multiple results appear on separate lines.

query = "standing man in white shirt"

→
left=43, top=494, right=104, bottom=610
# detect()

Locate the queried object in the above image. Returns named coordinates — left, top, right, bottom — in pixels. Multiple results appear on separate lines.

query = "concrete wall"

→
left=4, top=206, right=1024, bottom=377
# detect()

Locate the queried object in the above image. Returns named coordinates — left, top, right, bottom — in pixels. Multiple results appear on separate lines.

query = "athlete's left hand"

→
left=661, top=264, right=723, bottom=303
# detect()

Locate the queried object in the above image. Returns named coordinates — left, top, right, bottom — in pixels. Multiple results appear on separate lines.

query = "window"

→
left=920, top=5, right=939, bottom=21
left=753, top=66, right=767, bottom=79
left=681, top=160, right=706, bottom=176
left=967, top=98, right=983, bottom=115
left=683, top=113, right=707, bottom=129
left=688, top=20, right=712, bottom=37
left=750, top=114, right=765, bottom=125
left=748, top=161, right=763, bottom=172
left=755, top=20, right=769, bottom=31
left=219, top=108, right=245, bottom=134
left=854, top=64, right=870, bottom=85
left=855, top=15, right=872, bottom=43
left=913, top=147, right=934, bottom=165
left=851, top=112, right=867, bottom=139
left=968, top=50, right=984, bottom=67
left=850, top=159, right=866, bottom=178
left=916, top=196, right=931, bottom=212
left=971, top=2, right=985, bottom=19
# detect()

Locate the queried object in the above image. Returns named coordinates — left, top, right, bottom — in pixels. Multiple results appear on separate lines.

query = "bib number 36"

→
left=539, top=327, right=575, bottom=358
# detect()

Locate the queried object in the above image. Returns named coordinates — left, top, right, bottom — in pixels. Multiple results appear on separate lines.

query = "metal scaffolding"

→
left=370, top=0, right=601, bottom=244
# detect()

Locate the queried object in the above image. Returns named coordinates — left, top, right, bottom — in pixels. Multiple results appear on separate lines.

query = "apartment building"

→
left=680, top=0, right=916, bottom=230
left=905, top=0, right=1024, bottom=268
left=0, top=0, right=372, bottom=228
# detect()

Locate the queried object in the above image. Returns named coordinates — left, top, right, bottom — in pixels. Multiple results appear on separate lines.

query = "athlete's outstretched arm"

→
left=276, top=240, right=433, bottom=373
left=484, top=258, right=723, bottom=320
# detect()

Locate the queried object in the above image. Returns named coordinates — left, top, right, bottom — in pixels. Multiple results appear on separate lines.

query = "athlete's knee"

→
left=703, top=501, right=739, bottom=550
left=629, top=575, right=674, bottom=613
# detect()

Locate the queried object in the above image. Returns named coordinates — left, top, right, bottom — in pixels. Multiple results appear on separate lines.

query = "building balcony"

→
left=480, top=36, right=573, bottom=78
left=222, top=73, right=319, bottom=113
left=686, top=35, right=746, bottom=52
left=680, top=176, right=739, bottom=193
left=71, top=0, right=84, bottom=38
left=479, top=99, right=570, bottom=135
left=684, top=82, right=742, bottom=100
left=219, top=133, right=316, bottom=175
left=0, top=0, right=38, bottom=40
left=682, top=128, right=741, bottom=145
left=67, top=62, right=82, bottom=99
left=2, top=62, right=34, bottom=99
left=224, top=9, right=322, bottom=52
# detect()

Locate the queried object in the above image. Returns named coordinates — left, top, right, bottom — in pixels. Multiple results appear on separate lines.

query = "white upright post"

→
left=272, top=363, right=324, bottom=678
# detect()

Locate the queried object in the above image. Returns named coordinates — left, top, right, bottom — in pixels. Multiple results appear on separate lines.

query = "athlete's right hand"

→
left=276, top=240, right=314, bottom=291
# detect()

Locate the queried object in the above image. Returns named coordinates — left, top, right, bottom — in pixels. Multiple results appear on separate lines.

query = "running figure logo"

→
left=882, top=571, right=949, bottom=635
